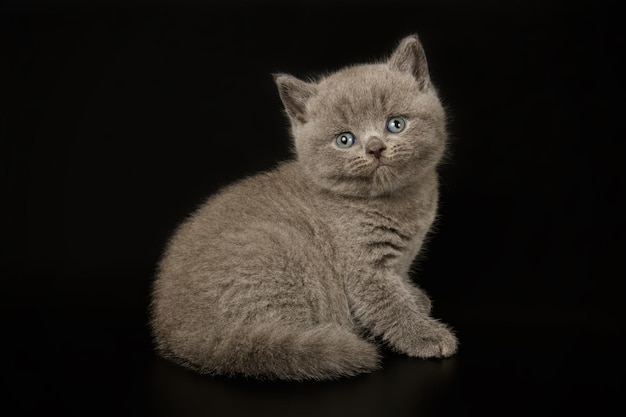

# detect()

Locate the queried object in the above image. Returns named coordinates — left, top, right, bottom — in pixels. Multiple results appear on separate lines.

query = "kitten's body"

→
left=151, top=35, right=458, bottom=380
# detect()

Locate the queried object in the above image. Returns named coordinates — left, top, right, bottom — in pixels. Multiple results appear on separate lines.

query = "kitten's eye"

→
left=386, top=116, right=406, bottom=133
left=335, top=132, right=355, bottom=148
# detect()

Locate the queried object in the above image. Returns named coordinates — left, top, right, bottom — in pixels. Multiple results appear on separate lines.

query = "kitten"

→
left=150, top=34, right=458, bottom=381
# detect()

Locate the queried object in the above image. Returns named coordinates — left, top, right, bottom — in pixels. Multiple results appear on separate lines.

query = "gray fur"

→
left=150, top=34, right=458, bottom=381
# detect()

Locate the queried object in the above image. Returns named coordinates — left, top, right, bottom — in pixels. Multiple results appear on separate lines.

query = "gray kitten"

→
left=150, top=34, right=458, bottom=380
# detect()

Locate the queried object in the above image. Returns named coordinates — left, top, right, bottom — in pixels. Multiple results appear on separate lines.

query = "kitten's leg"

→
left=346, top=271, right=457, bottom=358
left=404, top=282, right=432, bottom=316
left=392, top=242, right=432, bottom=314
left=153, top=221, right=381, bottom=381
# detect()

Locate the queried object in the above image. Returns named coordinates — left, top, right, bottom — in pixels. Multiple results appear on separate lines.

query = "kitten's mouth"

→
left=371, top=161, right=394, bottom=178
left=374, top=159, right=392, bottom=169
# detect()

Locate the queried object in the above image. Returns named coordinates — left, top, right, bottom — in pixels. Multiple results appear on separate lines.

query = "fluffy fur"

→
left=150, top=34, right=458, bottom=381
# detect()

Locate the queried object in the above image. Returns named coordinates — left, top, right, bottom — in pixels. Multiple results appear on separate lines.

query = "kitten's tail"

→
left=158, top=323, right=380, bottom=381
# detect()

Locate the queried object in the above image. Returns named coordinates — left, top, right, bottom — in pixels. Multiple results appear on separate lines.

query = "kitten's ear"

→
left=388, top=35, right=430, bottom=91
left=274, top=73, right=317, bottom=124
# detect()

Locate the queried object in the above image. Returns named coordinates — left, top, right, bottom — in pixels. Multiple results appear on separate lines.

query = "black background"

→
left=2, top=1, right=624, bottom=416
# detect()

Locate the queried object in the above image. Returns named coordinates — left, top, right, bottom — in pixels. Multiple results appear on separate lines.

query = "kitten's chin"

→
left=314, top=168, right=410, bottom=199
left=370, top=165, right=405, bottom=195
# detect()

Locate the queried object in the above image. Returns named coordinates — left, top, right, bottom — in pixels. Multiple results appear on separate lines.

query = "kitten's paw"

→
left=399, top=321, right=458, bottom=358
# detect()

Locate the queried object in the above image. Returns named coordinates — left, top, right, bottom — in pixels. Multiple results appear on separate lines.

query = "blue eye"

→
left=386, top=116, right=406, bottom=133
left=335, top=132, right=355, bottom=148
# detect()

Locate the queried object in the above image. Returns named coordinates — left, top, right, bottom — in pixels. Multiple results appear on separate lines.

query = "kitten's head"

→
left=275, top=35, right=447, bottom=198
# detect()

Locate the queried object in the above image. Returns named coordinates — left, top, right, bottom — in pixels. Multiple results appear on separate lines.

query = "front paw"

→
left=394, top=319, right=458, bottom=358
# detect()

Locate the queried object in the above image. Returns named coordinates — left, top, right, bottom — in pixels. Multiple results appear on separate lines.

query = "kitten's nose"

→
left=366, top=138, right=387, bottom=159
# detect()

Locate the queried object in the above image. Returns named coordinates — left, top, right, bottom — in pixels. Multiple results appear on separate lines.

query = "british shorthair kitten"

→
left=150, top=34, right=458, bottom=380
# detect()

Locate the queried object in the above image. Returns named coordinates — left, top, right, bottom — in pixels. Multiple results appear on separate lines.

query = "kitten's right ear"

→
left=388, top=34, right=430, bottom=91
left=274, top=73, right=317, bottom=124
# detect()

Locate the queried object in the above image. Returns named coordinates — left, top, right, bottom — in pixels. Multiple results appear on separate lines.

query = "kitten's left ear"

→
left=274, top=73, right=317, bottom=125
left=388, top=35, right=430, bottom=91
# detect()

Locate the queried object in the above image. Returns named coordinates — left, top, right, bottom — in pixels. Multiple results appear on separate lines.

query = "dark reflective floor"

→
left=9, top=295, right=621, bottom=417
